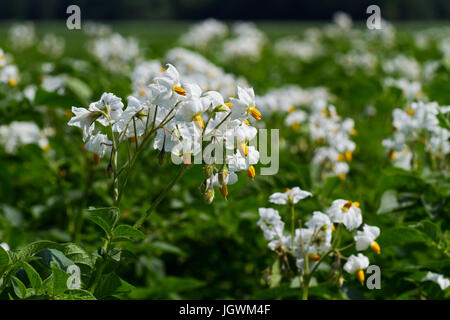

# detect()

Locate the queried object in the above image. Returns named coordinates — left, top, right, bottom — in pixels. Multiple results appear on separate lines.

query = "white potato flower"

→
left=269, top=187, right=312, bottom=205
left=422, top=272, right=450, bottom=290
left=355, top=224, right=381, bottom=254
left=85, top=133, right=112, bottom=158
left=327, top=199, right=362, bottom=231
left=343, top=253, right=370, bottom=284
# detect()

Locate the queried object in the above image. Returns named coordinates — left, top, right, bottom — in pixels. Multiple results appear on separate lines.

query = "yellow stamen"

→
left=194, top=115, right=204, bottom=129
left=225, top=102, right=232, bottom=109
left=285, top=188, right=291, bottom=193
left=388, top=149, right=396, bottom=160
left=321, top=109, right=329, bottom=117
left=249, top=107, right=261, bottom=120
left=406, top=109, right=415, bottom=116
left=139, top=89, right=146, bottom=96
left=173, top=85, right=186, bottom=96
left=291, top=122, right=300, bottom=131
left=288, top=106, right=295, bottom=113
left=345, top=151, right=352, bottom=162
left=160, top=67, right=166, bottom=73
left=370, top=241, right=381, bottom=254
left=239, top=143, right=248, bottom=157
left=8, top=78, right=16, bottom=87
left=342, top=201, right=353, bottom=211
left=43, top=144, right=51, bottom=152
left=247, top=165, right=256, bottom=180
left=219, top=185, right=228, bottom=199
left=356, top=269, right=365, bottom=284
left=244, top=120, right=250, bottom=126
left=337, top=154, right=346, bottom=162
left=308, top=254, right=320, bottom=261
left=350, top=129, right=358, bottom=136
left=338, top=173, right=346, bottom=181
left=331, top=224, right=335, bottom=231
left=353, top=201, right=360, bottom=208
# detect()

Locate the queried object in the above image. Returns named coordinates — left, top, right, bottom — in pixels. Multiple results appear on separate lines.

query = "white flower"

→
left=88, top=92, right=124, bottom=126
left=229, top=86, right=262, bottom=121
left=327, top=199, right=362, bottom=231
left=0, top=242, right=9, bottom=251
left=85, top=133, right=112, bottom=158
left=269, top=187, right=312, bottom=205
left=422, top=272, right=450, bottom=290
left=257, top=208, right=287, bottom=251
left=344, top=253, right=370, bottom=284
left=355, top=225, right=381, bottom=254
left=68, top=107, right=96, bottom=141
left=150, top=64, right=186, bottom=108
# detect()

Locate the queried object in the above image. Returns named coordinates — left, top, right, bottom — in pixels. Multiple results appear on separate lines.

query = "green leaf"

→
left=66, top=77, right=92, bottom=105
left=94, top=273, right=135, bottom=299
left=37, top=248, right=75, bottom=270
left=437, top=111, right=450, bottom=131
left=270, top=259, right=282, bottom=288
left=11, top=276, right=27, bottom=299
left=414, top=221, right=441, bottom=245
left=64, top=289, right=96, bottom=300
left=0, top=245, right=10, bottom=274
left=85, top=207, right=119, bottom=237
left=113, top=225, right=145, bottom=241
left=377, top=190, right=418, bottom=214
left=13, top=241, right=93, bottom=269
left=21, top=261, right=43, bottom=293
left=49, top=262, right=70, bottom=296
left=146, top=241, right=186, bottom=256
left=379, top=227, right=427, bottom=245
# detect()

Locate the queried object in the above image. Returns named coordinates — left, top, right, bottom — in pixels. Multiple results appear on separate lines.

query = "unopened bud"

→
left=158, top=148, right=168, bottom=165
left=219, top=185, right=228, bottom=199
left=218, top=166, right=229, bottom=186
left=204, top=165, right=214, bottom=179
left=204, top=186, right=215, bottom=204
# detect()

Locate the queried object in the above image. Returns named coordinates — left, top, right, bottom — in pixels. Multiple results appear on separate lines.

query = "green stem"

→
left=134, top=164, right=190, bottom=229
left=290, top=204, right=295, bottom=250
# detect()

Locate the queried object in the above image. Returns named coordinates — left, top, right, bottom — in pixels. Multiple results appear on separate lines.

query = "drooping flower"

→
left=85, top=133, right=112, bottom=158
left=354, top=224, right=381, bottom=254
left=343, top=253, right=370, bottom=284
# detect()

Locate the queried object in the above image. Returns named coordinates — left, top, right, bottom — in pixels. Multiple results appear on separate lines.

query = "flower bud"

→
left=158, top=148, right=168, bottom=165
left=204, top=186, right=215, bottom=204
left=204, top=165, right=214, bottom=179
left=219, top=185, right=228, bottom=199
left=218, top=166, right=229, bottom=186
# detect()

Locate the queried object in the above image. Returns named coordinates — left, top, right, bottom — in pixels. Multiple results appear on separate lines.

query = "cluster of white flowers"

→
left=0, top=49, right=19, bottom=88
left=336, top=50, right=378, bottom=75
left=382, top=101, right=450, bottom=170
left=38, top=34, right=65, bottom=58
left=8, top=22, right=36, bottom=50
left=0, top=121, right=52, bottom=154
left=274, top=37, right=324, bottom=62
left=180, top=19, right=228, bottom=50
left=166, top=48, right=248, bottom=97
left=384, top=77, right=423, bottom=100
left=222, top=22, right=266, bottom=61
left=258, top=189, right=381, bottom=284
left=383, top=55, right=421, bottom=80
left=68, top=64, right=263, bottom=201
left=90, top=33, right=140, bottom=74
left=257, top=86, right=356, bottom=180
left=83, top=21, right=112, bottom=38
left=131, top=60, right=163, bottom=99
